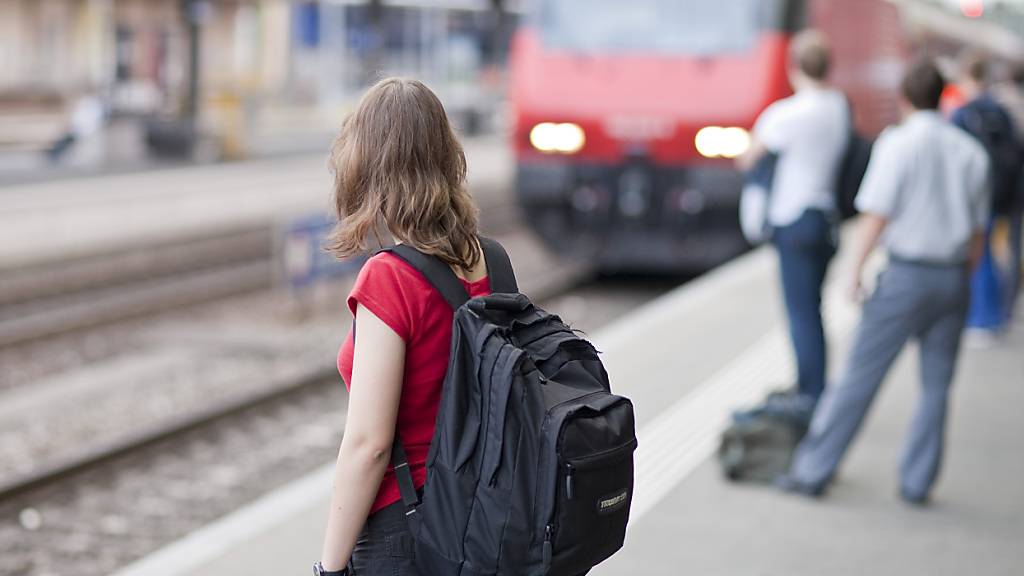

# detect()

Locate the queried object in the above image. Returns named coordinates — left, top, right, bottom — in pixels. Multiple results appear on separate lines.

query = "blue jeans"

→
left=967, top=221, right=1004, bottom=330
left=1004, top=205, right=1022, bottom=320
left=773, top=209, right=837, bottom=401
left=351, top=501, right=419, bottom=576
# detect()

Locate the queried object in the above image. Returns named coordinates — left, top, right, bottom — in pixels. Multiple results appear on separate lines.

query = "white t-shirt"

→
left=753, top=87, right=849, bottom=227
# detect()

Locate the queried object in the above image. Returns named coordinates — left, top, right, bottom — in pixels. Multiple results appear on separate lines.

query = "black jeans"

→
left=773, top=209, right=837, bottom=401
left=351, top=500, right=419, bottom=576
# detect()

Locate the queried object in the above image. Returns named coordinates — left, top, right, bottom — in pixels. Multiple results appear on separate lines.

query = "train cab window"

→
left=537, top=0, right=791, bottom=55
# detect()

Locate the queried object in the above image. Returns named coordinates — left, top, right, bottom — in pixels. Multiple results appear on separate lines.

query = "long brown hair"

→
left=326, top=78, right=481, bottom=271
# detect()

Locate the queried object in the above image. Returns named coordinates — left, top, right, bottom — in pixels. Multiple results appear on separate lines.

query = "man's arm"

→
left=849, top=212, right=889, bottom=302
left=967, top=143, right=991, bottom=276
left=737, top=103, right=784, bottom=172
left=736, top=138, right=768, bottom=172
left=967, top=231, right=985, bottom=274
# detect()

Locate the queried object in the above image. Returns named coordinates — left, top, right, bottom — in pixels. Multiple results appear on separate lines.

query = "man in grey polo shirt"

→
left=778, top=60, right=990, bottom=504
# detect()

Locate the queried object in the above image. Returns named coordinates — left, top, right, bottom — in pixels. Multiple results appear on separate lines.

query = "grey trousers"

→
left=790, top=260, right=970, bottom=499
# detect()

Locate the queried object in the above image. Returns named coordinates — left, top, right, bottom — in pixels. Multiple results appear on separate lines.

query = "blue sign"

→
left=293, top=1, right=320, bottom=48
left=282, top=212, right=365, bottom=290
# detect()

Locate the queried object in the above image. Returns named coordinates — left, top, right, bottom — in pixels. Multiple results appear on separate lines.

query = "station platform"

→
left=0, top=135, right=510, bottom=269
left=112, top=243, right=1024, bottom=576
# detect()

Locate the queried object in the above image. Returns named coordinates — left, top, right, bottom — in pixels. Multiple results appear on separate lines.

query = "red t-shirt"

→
left=337, top=252, right=490, bottom=514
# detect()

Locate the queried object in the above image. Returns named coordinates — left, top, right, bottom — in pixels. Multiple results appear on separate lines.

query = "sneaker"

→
left=774, top=474, right=826, bottom=499
left=899, top=488, right=930, bottom=507
left=963, top=327, right=1001, bottom=350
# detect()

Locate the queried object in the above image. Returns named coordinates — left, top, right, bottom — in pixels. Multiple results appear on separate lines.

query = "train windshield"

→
left=538, top=0, right=778, bottom=55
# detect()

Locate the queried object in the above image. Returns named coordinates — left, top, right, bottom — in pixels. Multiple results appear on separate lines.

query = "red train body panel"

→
left=511, top=32, right=792, bottom=165
left=509, top=0, right=907, bottom=271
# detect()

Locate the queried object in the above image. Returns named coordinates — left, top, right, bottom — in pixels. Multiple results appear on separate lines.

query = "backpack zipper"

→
left=565, top=463, right=575, bottom=500
left=542, top=524, right=553, bottom=572
left=564, top=437, right=637, bottom=501
left=540, top=393, right=632, bottom=572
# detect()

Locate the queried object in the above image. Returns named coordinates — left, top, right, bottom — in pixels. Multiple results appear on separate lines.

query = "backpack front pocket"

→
left=548, top=397, right=636, bottom=575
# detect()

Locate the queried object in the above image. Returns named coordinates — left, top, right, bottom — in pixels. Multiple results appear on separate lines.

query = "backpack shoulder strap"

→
left=379, top=238, right=517, bottom=522
left=383, top=244, right=470, bottom=310
left=478, top=236, right=518, bottom=294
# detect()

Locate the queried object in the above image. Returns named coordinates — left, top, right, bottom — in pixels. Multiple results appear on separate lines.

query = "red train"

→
left=508, top=0, right=912, bottom=271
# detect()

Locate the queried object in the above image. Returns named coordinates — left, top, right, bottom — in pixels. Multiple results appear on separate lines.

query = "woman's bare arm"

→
left=320, top=303, right=406, bottom=571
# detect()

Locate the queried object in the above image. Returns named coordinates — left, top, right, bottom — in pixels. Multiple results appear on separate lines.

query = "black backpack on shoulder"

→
left=962, top=100, right=1022, bottom=216
left=383, top=237, right=637, bottom=576
left=835, top=98, right=873, bottom=220
left=836, top=131, right=872, bottom=220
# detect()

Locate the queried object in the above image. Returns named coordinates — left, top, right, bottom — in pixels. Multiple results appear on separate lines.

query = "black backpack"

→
left=835, top=99, right=873, bottom=220
left=961, top=99, right=1021, bottom=216
left=835, top=131, right=872, bottom=220
left=384, top=237, right=637, bottom=576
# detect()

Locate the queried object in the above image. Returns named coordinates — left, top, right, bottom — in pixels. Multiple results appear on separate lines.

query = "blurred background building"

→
left=0, top=0, right=521, bottom=171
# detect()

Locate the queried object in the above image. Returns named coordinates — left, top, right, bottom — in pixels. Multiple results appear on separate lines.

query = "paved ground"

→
left=596, top=268, right=1024, bottom=576
left=111, top=242, right=1024, bottom=576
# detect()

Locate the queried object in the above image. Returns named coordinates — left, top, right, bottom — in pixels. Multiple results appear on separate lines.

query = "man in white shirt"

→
left=778, top=60, right=990, bottom=504
left=738, top=30, right=849, bottom=403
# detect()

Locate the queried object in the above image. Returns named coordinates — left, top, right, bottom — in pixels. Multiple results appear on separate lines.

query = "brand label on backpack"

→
left=597, top=489, right=629, bottom=514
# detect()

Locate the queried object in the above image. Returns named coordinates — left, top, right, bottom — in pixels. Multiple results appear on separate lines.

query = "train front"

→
left=509, top=0, right=799, bottom=272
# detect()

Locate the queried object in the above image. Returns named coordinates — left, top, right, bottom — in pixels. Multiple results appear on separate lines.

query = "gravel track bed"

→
left=0, top=283, right=352, bottom=484
left=0, top=225, right=661, bottom=576
left=0, top=379, right=347, bottom=576
left=0, top=274, right=673, bottom=576
left=0, top=227, right=560, bottom=489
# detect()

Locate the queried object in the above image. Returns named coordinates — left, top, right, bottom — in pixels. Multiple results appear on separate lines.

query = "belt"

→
left=888, top=253, right=966, bottom=268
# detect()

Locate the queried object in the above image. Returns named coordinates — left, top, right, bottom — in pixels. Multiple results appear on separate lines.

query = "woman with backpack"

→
left=314, top=77, right=490, bottom=576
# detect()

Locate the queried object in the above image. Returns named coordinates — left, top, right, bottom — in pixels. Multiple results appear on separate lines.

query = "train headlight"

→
left=694, top=126, right=750, bottom=159
left=529, top=122, right=586, bottom=154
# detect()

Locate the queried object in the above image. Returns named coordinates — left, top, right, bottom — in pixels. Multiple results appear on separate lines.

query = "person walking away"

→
left=951, top=51, right=1020, bottom=343
left=737, top=30, right=849, bottom=406
left=316, top=78, right=491, bottom=576
left=777, top=60, right=990, bottom=504
left=991, top=62, right=1024, bottom=321
left=46, top=89, right=105, bottom=164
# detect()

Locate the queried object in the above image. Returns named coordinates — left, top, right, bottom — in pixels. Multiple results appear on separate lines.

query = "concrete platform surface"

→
left=114, top=244, right=1024, bottom=576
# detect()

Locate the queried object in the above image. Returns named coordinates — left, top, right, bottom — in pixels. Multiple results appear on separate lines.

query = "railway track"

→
left=0, top=362, right=336, bottom=503
left=0, top=226, right=275, bottom=347
left=0, top=192, right=536, bottom=504
left=0, top=200, right=522, bottom=349
left=0, top=233, right=617, bottom=576
left=0, top=169, right=604, bottom=573
left=0, top=375, right=351, bottom=576
left=0, top=270, right=584, bottom=505
left=0, top=223, right=586, bottom=499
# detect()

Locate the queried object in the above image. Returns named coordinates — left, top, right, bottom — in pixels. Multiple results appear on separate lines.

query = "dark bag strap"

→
left=478, top=235, right=518, bottom=294
left=385, top=244, right=471, bottom=310
left=383, top=236, right=518, bottom=309
left=391, top=435, right=422, bottom=518
left=378, top=236, right=518, bottom=519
